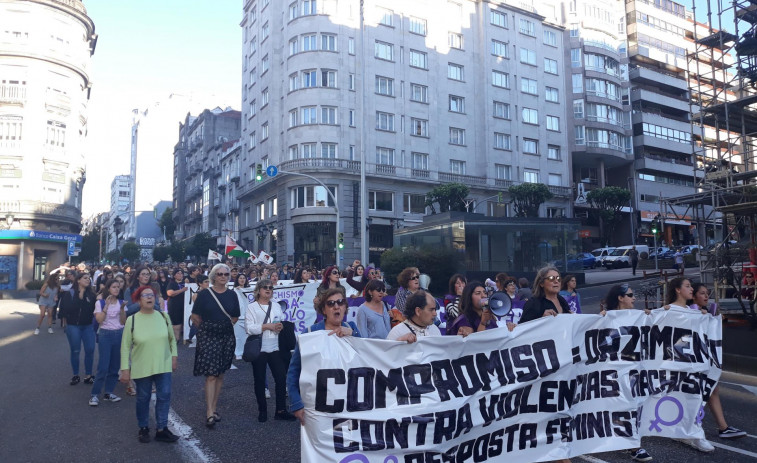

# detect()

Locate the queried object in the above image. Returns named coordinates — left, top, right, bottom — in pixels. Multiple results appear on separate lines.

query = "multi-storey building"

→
left=107, top=175, right=131, bottom=252
left=0, top=0, right=96, bottom=287
left=172, top=108, right=241, bottom=247
left=238, top=0, right=573, bottom=267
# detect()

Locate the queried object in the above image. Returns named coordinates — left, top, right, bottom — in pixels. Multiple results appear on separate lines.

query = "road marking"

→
left=149, top=394, right=218, bottom=462
left=710, top=441, right=757, bottom=458
left=720, top=381, right=757, bottom=397
left=0, top=330, right=33, bottom=348
left=578, top=455, right=611, bottom=463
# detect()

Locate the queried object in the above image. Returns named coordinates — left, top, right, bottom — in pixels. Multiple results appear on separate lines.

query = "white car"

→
left=591, top=247, right=616, bottom=268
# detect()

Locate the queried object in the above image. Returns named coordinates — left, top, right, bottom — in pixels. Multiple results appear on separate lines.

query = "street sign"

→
left=266, top=165, right=278, bottom=177
left=67, top=240, right=76, bottom=256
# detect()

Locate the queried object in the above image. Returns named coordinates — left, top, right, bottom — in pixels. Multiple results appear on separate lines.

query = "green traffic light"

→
left=338, top=243, right=344, bottom=249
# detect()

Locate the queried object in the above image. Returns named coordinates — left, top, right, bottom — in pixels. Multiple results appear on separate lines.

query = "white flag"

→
left=207, top=249, right=223, bottom=261
left=247, top=251, right=259, bottom=264
left=258, top=250, right=274, bottom=264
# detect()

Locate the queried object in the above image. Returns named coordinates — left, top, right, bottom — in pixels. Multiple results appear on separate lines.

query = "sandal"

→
left=83, top=376, right=95, bottom=385
left=126, top=386, right=137, bottom=396
left=213, top=412, right=221, bottom=422
left=205, top=416, right=216, bottom=428
left=70, top=375, right=80, bottom=386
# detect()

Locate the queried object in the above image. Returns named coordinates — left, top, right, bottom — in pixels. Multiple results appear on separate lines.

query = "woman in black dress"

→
left=166, top=269, right=188, bottom=343
left=191, top=264, right=240, bottom=427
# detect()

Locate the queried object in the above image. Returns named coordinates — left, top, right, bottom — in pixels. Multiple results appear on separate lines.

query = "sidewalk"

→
left=583, top=266, right=699, bottom=288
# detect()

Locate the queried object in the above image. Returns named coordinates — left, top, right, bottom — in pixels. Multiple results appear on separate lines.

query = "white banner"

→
left=298, top=308, right=722, bottom=462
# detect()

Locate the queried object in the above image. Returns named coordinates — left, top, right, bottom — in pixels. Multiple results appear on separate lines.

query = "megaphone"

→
left=487, top=291, right=512, bottom=318
left=419, top=273, right=431, bottom=291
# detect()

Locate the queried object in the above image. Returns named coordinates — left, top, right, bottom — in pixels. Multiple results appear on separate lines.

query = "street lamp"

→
left=113, top=217, right=123, bottom=251
left=0, top=213, right=15, bottom=230
left=626, top=177, right=635, bottom=246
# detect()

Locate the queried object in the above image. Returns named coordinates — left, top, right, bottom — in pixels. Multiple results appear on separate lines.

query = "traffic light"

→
left=338, top=232, right=344, bottom=249
left=255, top=164, right=263, bottom=181
left=651, top=215, right=660, bottom=235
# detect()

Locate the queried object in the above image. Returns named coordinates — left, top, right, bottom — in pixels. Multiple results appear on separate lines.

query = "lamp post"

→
left=113, top=216, right=123, bottom=252
left=627, top=177, right=635, bottom=245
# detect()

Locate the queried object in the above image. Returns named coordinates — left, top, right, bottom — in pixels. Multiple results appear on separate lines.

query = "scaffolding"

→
left=674, top=0, right=757, bottom=324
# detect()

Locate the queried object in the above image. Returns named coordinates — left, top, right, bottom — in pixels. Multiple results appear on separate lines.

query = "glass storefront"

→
left=293, top=222, right=335, bottom=270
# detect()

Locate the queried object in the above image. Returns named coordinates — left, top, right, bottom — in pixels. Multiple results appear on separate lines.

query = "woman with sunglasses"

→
left=519, top=266, right=571, bottom=324
left=191, top=264, right=240, bottom=428
left=288, top=288, right=361, bottom=425
left=356, top=279, right=392, bottom=339
left=313, top=265, right=345, bottom=308
left=395, top=267, right=421, bottom=313
left=245, top=278, right=295, bottom=422
left=448, top=282, right=499, bottom=336
left=59, top=272, right=97, bottom=385
left=120, top=286, right=179, bottom=444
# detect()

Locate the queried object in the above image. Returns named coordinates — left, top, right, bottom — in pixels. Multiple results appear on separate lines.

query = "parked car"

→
left=679, top=245, right=701, bottom=255
left=591, top=247, right=616, bottom=268
left=568, top=253, right=597, bottom=269
left=649, top=246, right=670, bottom=258
left=603, top=245, right=650, bottom=269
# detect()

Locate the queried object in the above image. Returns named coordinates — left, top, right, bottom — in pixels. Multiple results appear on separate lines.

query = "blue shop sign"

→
left=0, top=230, right=82, bottom=243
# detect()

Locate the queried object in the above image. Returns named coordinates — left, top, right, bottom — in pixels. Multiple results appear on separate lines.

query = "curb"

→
left=581, top=269, right=699, bottom=289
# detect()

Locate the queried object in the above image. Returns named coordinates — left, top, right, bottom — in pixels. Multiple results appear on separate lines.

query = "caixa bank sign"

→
left=138, top=237, right=156, bottom=246
left=0, top=230, right=82, bottom=243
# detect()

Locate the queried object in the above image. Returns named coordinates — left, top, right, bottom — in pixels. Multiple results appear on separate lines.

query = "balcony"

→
left=495, top=179, right=517, bottom=188
left=0, top=200, right=81, bottom=225
left=412, top=169, right=431, bottom=179
left=630, top=88, right=690, bottom=113
left=629, top=66, right=687, bottom=92
left=0, top=84, right=26, bottom=104
left=547, top=185, right=572, bottom=197
left=585, top=115, right=631, bottom=130
left=439, top=172, right=487, bottom=185
left=186, top=185, right=202, bottom=199
left=278, top=157, right=361, bottom=172
left=374, top=164, right=395, bottom=175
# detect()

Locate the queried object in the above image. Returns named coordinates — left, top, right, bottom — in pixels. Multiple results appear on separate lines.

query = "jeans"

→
left=65, top=324, right=95, bottom=376
left=134, top=373, right=172, bottom=429
left=91, top=328, right=123, bottom=396
left=252, top=350, right=289, bottom=412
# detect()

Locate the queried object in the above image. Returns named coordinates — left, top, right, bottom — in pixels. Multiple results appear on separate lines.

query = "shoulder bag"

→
left=243, top=303, right=271, bottom=362
left=278, top=301, right=296, bottom=352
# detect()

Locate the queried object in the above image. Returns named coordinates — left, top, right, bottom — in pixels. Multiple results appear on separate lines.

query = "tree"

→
left=152, top=245, right=169, bottom=263
left=168, top=241, right=186, bottom=263
left=158, top=207, right=176, bottom=242
left=425, top=183, right=470, bottom=214
left=187, top=232, right=216, bottom=260
left=508, top=183, right=553, bottom=217
left=586, top=186, right=632, bottom=246
left=105, top=249, right=121, bottom=263
left=79, top=226, right=101, bottom=262
left=121, top=241, right=140, bottom=263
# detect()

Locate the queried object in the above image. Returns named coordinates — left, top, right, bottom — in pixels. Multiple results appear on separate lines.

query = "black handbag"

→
left=242, top=303, right=272, bottom=362
left=279, top=321, right=296, bottom=352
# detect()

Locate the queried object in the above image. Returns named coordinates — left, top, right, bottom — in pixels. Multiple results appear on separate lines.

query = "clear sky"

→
left=81, top=0, right=241, bottom=217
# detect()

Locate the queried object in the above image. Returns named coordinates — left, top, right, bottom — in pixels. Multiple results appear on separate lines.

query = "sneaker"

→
left=719, top=426, right=746, bottom=439
left=83, top=376, right=95, bottom=385
left=34, top=328, right=39, bottom=335
left=265, top=387, right=271, bottom=399
left=48, top=327, right=54, bottom=334
left=70, top=375, right=80, bottom=386
left=676, top=437, right=715, bottom=453
left=629, top=448, right=653, bottom=462
left=154, top=428, right=179, bottom=443
left=88, top=396, right=99, bottom=406
left=138, top=427, right=151, bottom=443
left=103, top=393, right=122, bottom=403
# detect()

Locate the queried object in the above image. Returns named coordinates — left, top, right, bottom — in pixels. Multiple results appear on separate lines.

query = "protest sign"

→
left=297, top=308, right=722, bottom=462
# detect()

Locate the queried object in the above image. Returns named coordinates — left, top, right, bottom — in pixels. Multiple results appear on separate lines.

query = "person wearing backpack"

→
left=59, top=272, right=97, bottom=386
left=119, top=286, right=179, bottom=444
left=89, top=279, right=127, bottom=406
left=355, top=279, right=391, bottom=339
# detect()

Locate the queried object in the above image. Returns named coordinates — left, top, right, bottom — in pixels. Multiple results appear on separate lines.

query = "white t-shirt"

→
left=387, top=320, right=441, bottom=341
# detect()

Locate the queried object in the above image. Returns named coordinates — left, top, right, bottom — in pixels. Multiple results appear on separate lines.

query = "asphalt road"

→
left=2, top=298, right=757, bottom=463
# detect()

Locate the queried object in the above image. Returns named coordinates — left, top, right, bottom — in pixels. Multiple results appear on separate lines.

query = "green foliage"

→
left=168, top=241, right=186, bottom=263
left=586, top=187, right=632, bottom=245
left=25, top=280, right=44, bottom=290
left=379, top=246, right=461, bottom=295
left=105, top=249, right=121, bottom=263
left=158, top=208, right=176, bottom=241
left=187, top=232, right=216, bottom=259
left=120, top=241, right=140, bottom=263
left=79, top=227, right=101, bottom=262
left=152, top=245, right=170, bottom=262
left=508, top=183, right=554, bottom=217
left=425, top=183, right=470, bottom=214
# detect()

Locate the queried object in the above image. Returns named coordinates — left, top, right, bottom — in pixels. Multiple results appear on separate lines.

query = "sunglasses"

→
left=141, top=293, right=155, bottom=298
left=374, top=288, right=387, bottom=293
left=325, top=298, right=347, bottom=307
left=410, top=275, right=420, bottom=281
left=624, top=293, right=634, bottom=298
left=545, top=275, right=561, bottom=282
left=331, top=270, right=340, bottom=275
left=216, top=272, right=230, bottom=277
left=259, top=285, right=274, bottom=290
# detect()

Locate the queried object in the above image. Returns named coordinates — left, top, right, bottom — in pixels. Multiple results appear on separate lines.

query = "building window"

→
left=544, top=29, right=557, bottom=46
left=495, top=164, right=512, bottom=180
left=321, top=106, right=337, bottom=124
left=520, top=48, right=537, bottom=65
left=302, top=0, right=317, bottom=15
left=409, top=17, right=427, bottom=35
left=289, top=109, right=297, bottom=128
left=571, top=48, right=582, bottom=67
left=491, top=39, right=509, bottom=58
left=411, top=152, right=428, bottom=170
left=267, top=197, right=277, bottom=218
left=321, top=143, right=337, bottom=158
left=573, top=99, right=584, bottom=118
left=490, top=10, right=508, bottom=28
left=519, top=19, right=535, bottom=36
left=547, top=145, right=561, bottom=160
left=261, top=122, right=269, bottom=140
left=262, top=22, right=269, bottom=40
left=523, top=138, right=539, bottom=155
left=409, top=50, right=428, bottom=69
left=378, top=7, right=393, bottom=26
left=449, top=127, right=466, bottom=145
left=544, top=58, right=558, bottom=74
left=369, top=191, right=394, bottom=211
left=449, top=95, right=465, bottom=113
left=289, top=37, right=298, bottom=56
left=288, top=145, right=298, bottom=159
left=375, top=41, right=394, bottom=61
left=249, top=131, right=256, bottom=148
left=375, top=76, right=394, bottom=96
left=524, top=169, right=539, bottom=183
left=548, top=174, right=562, bottom=186
left=493, top=101, right=510, bottom=119
left=321, top=69, right=337, bottom=88
left=572, top=74, right=583, bottom=93
left=261, top=54, right=269, bottom=73
left=449, top=159, right=466, bottom=174
left=302, top=143, right=317, bottom=158
left=302, top=107, right=317, bottom=125
left=404, top=194, right=426, bottom=214
left=448, top=32, right=463, bottom=49
left=302, top=70, right=317, bottom=88
left=575, top=125, right=585, bottom=145
left=256, top=203, right=264, bottom=221
left=410, top=83, right=428, bottom=103
left=349, top=73, right=355, bottom=91
left=492, top=71, right=510, bottom=88
left=321, top=33, right=336, bottom=51
left=289, top=2, right=298, bottom=20
left=494, top=132, right=511, bottom=150
left=349, top=110, right=355, bottom=127
left=376, top=147, right=395, bottom=165
left=546, top=116, right=560, bottom=131
left=349, top=145, right=355, bottom=160
left=448, top=63, right=464, bottom=81
left=410, top=118, right=428, bottom=137
left=349, top=37, right=355, bottom=54
left=289, top=73, right=299, bottom=92
left=545, top=86, right=559, bottom=102
left=522, top=107, right=538, bottom=124
left=291, top=186, right=337, bottom=208
left=261, top=88, right=269, bottom=106
left=302, top=33, right=317, bottom=51
left=521, top=77, right=538, bottom=95
left=547, top=207, right=565, bottom=218
left=376, top=112, right=395, bottom=131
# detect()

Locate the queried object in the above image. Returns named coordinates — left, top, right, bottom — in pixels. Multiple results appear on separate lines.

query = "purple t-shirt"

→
left=689, top=302, right=718, bottom=316
left=447, top=313, right=498, bottom=335
left=95, top=300, right=125, bottom=330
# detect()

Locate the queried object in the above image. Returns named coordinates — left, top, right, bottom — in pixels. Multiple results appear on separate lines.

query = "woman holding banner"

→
left=287, top=288, right=362, bottom=425
left=519, top=267, right=571, bottom=324
left=246, top=278, right=295, bottom=422
left=558, top=274, right=581, bottom=314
